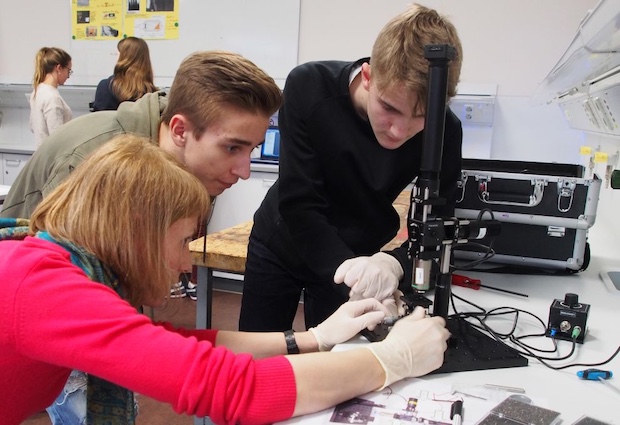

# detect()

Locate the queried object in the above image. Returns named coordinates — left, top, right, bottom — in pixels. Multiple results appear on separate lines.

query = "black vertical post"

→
left=417, top=44, right=455, bottom=199
left=418, top=44, right=455, bottom=319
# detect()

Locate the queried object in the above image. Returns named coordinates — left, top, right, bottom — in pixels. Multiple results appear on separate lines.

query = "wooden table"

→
left=189, top=191, right=411, bottom=329
left=189, top=220, right=253, bottom=329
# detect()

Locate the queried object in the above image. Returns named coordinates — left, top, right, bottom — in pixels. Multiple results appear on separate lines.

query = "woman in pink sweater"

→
left=0, top=134, right=449, bottom=425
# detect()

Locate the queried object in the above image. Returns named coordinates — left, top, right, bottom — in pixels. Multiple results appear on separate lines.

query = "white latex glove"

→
left=334, top=252, right=403, bottom=301
left=309, top=299, right=391, bottom=351
left=379, top=290, right=407, bottom=317
left=365, top=306, right=450, bottom=389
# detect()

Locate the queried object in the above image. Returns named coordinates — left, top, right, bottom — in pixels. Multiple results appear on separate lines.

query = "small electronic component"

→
left=382, top=316, right=403, bottom=326
left=546, top=293, right=590, bottom=343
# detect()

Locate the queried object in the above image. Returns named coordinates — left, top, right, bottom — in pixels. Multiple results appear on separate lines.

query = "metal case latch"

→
left=557, top=179, right=576, bottom=213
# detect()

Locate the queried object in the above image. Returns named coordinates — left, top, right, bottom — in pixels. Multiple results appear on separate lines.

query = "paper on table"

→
left=276, top=379, right=502, bottom=425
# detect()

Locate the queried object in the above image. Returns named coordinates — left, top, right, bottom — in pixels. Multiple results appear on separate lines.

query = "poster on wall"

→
left=71, top=0, right=123, bottom=40
left=71, top=0, right=179, bottom=40
left=124, top=0, right=179, bottom=39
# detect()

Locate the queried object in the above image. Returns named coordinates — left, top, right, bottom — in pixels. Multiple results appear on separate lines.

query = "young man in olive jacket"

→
left=1, top=51, right=281, bottom=219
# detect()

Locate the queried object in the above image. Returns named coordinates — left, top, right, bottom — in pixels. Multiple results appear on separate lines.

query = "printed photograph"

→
left=147, top=0, right=174, bottom=12
left=85, top=26, right=98, bottom=37
left=76, top=10, right=90, bottom=24
left=101, top=26, right=119, bottom=37
left=128, top=0, right=140, bottom=12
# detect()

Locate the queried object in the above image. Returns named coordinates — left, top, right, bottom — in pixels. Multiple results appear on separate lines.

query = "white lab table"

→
left=277, top=211, right=620, bottom=425
left=190, top=191, right=619, bottom=425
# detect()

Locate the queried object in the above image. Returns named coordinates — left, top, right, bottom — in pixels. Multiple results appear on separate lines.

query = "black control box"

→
left=546, top=293, right=589, bottom=343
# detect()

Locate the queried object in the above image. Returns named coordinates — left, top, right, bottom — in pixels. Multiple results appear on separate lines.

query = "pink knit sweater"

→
left=0, top=237, right=296, bottom=424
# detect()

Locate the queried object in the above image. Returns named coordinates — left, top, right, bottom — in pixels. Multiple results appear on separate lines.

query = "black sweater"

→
left=91, top=76, right=121, bottom=111
left=251, top=59, right=463, bottom=288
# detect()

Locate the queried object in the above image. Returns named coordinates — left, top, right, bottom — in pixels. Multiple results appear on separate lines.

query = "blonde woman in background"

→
left=91, top=36, right=157, bottom=111
left=29, top=47, right=73, bottom=148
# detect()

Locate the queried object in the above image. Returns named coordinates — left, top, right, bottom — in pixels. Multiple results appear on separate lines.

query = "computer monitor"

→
left=260, top=127, right=280, bottom=161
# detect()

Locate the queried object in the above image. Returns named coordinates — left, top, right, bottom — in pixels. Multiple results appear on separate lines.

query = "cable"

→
left=447, top=292, right=620, bottom=370
left=542, top=345, right=620, bottom=370
left=441, top=205, right=620, bottom=370
left=451, top=208, right=498, bottom=272
left=451, top=243, right=496, bottom=271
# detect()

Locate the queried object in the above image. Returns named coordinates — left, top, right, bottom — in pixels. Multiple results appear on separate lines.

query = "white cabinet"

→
left=1, top=153, right=30, bottom=186
left=208, top=168, right=278, bottom=234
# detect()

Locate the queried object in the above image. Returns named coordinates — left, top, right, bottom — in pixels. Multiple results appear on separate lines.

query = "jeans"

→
left=46, top=370, right=87, bottom=425
left=46, top=371, right=140, bottom=424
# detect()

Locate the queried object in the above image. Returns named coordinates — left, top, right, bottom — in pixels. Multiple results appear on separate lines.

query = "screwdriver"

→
left=451, top=274, right=528, bottom=298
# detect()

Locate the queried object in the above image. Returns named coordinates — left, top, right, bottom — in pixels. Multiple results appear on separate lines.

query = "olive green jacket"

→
left=0, top=92, right=166, bottom=219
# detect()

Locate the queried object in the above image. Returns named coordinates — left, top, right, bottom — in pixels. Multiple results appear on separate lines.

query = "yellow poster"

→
left=71, top=0, right=179, bottom=40
left=124, top=0, right=179, bottom=39
left=71, top=0, right=124, bottom=40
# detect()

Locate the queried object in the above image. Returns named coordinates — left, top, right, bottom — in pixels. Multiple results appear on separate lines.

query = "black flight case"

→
left=453, top=158, right=601, bottom=272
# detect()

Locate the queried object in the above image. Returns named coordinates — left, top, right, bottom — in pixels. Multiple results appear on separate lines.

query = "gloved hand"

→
left=309, top=299, right=391, bottom=351
left=334, top=252, right=403, bottom=301
left=379, top=290, right=407, bottom=317
left=365, top=306, right=450, bottom=389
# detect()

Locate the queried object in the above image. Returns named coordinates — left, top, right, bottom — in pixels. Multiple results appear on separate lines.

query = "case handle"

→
left=557, top=179, right=576, bottom=213
left=477, top=177, right=545, bottom=207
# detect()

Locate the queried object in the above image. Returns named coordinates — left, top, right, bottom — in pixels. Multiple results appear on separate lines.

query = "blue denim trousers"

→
left=46, top=370, right=87, bottom=425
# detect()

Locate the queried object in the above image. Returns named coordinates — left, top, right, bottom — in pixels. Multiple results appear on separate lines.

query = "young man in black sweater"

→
left=239, top=4, right=464, bottom=331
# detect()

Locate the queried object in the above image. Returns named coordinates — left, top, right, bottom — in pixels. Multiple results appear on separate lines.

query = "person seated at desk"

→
left=0, top=135, right=450, bottom=425
left=91, top=36, right=157, bottom=112
left=239, top=4, right=463, bottom=332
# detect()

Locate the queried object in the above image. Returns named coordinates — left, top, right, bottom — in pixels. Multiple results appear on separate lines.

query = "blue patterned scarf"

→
left=0, top=218, right=136, bottom=425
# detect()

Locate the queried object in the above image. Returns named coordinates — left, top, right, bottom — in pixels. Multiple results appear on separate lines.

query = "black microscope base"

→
left=431, top=317, right=528, bottom=374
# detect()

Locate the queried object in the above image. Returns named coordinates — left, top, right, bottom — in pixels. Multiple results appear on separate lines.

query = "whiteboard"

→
left=0, top=0, right=300, bottom=88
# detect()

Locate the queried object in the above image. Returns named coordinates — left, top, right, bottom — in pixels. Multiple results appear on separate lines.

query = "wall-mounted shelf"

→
left=0, top=84, right=96, bottom=111
left=534, top=0, right=620, bottom=138
left=449, top=82, right=497, bottom=127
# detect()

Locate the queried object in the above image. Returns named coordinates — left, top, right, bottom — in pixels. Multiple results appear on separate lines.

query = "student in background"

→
left=0, top=49, right=283, bottom=425
left=0, top=135, right=450, bottom=425
left=239, top=4, right=464, bottom=332
left=91, top=36, right=157, bottom=112
left=29, top=47, right=73, bottom=148
left=1, top=50, right=281, bottom=220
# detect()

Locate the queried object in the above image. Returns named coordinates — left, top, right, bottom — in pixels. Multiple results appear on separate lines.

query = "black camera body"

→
left=546, top=293, right=589, bottom=344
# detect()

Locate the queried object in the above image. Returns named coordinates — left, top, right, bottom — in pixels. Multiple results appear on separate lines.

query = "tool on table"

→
left=452, top=274, right=528, bottom=298
left=483, top=383, right=526, bottom=393
left=597, top=376, right=620, bottom=397
left=577, top=369, right=620, bottom=397
left=577, top=369, right=613, bottom=380
left=450, top=400, right=463, bottom=425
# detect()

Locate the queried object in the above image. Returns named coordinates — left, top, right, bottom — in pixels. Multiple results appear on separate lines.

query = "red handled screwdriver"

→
left=452, top=274, right=528, bottom=298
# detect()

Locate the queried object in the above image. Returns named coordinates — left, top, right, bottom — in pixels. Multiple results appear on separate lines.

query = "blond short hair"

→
left=161, top=50, right=282, bottom=139
left=29, top=134, right=210, bottom=306
left=371, top=3, right=463, bottom=112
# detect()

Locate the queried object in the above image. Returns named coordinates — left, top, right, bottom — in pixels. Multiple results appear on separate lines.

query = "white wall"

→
left=298, top=0, right=599, bottom=164
left=0, top=1, right=299, bottom=88
left=0, top=0, right=601, bottom=161
left=298, top=0, right=620, bottom=264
